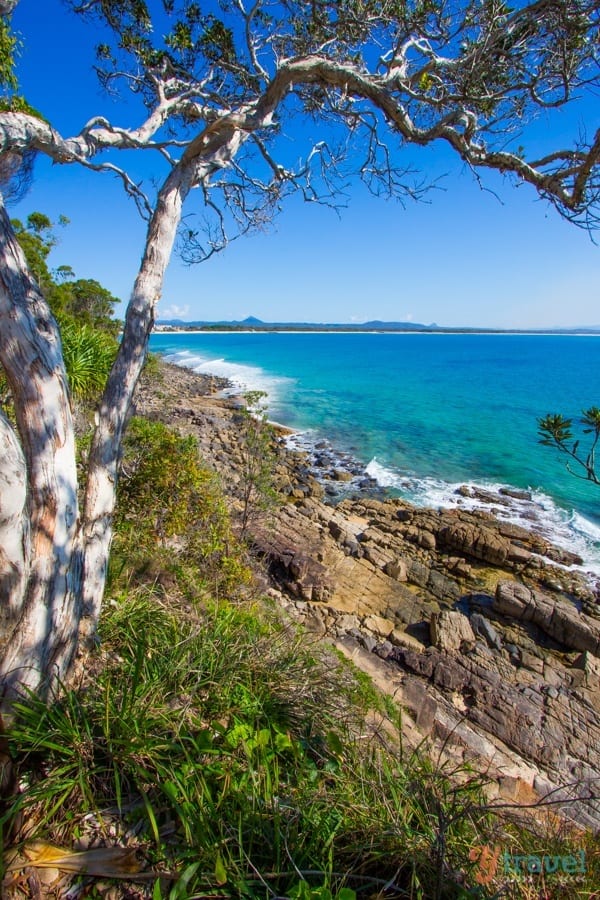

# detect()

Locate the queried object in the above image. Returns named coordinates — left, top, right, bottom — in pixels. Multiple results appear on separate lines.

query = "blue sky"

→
left=9, top=0, right=600, bottom=328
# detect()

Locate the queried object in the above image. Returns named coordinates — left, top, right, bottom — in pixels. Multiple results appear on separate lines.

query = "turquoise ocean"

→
left=149, top=332, right=600, bottom=575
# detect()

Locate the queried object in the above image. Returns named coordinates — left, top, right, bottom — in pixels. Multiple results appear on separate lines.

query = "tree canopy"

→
left=12, top=213, right=120, bottom=333
left=3, top=0, right=600, bottom=246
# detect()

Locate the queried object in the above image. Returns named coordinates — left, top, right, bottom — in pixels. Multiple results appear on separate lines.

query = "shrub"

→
left=233, top=391, right=280, bottom=537
left=60, top=321, right=117, bottom=399
left=112, top=417, right=250, bottom=595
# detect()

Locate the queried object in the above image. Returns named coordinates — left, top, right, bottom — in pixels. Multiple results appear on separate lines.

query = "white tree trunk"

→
left=0, top=199, right=80, bottom=700
left=0, top=409, right=28, bottom=650
left=80, top=168, right=194, bottom=631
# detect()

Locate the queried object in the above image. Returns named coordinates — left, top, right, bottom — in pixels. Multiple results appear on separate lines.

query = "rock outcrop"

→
left=135, top=362, right=600, bottom=830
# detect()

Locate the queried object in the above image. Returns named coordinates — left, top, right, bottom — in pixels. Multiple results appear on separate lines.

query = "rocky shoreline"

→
left=134, top=361, right=600, bottom=830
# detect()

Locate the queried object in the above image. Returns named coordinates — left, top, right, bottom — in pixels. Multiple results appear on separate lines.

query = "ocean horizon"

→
left=149, top=331, right=600, bottom=575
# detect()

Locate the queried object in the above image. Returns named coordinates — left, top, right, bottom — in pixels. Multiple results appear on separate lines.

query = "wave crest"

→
left=366, top=458, right=600, bottom=575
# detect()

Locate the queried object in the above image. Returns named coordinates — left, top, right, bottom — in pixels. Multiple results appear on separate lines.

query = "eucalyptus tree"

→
left=1, top=0, right=600, bottom=700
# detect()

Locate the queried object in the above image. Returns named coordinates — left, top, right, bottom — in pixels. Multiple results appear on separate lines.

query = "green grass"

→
left=2, top=592, right=503, bottom=899
left=5, top=590, right=597, bottom=898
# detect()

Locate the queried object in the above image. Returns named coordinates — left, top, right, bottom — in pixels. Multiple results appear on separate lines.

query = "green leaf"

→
left=337, top=889, right=357, bottom=900
left=275, top=730, right=294, bottom=752
left=169, top=862, right=200, bottom=899
left=214, top=850, right=227, bottom=885
left=289, top=882, right=313, bottom=900
left=326, top=729, right=345, bottom=758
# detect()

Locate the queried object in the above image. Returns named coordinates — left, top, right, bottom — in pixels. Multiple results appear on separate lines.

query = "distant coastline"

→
left=155, top=316, right=600, bottom=335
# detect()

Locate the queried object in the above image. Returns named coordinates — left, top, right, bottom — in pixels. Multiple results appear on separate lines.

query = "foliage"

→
left=60, top=320, right=117, bottom=399
left=0, top=214, right=119, bottom=406
left=112, top=417, right=250, bottom=594
left=0, top=94, right=46, bottom=119
left=11, top=213, right=56, bottom=291
left=0, top=593, right=488, bottom=898
left=63, top=0, right=600, bottom=246
left=12, top=213, right=121, bottom=335
left=0, top=8, right=46, bottom=122
left=234, top=391, right=280, bottom=537
left=3, top=590, right=599, bottom=897
left=538, top=406, right=600, bottom=485
left=0, top=13, right=17, bottom=91
left=51, top=277, right=121, bottom=336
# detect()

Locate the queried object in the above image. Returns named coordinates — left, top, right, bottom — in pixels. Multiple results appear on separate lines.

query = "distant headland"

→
left=155, top=315, right=600, bottom=335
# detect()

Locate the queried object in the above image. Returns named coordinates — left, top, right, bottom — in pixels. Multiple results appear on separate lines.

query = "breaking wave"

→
left=366, top=458, right=600, bottom=575
left=162, top=349, right=294, bottom=401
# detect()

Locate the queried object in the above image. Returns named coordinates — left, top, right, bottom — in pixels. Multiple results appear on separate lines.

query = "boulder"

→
left=494, top=581, right=600, bottom=656
left=438, top=521, right=511, bottom=566
left=384, top=558, right=408, bottom=581
left=332, top=469, right=353, bottom=482
left=430, top=610, right=476, bottom=654
left=363, top=614, right=395, bottom=639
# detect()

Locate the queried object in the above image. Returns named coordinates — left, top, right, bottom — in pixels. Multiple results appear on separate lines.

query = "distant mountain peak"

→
left=242, top=316, right=263, bottom=325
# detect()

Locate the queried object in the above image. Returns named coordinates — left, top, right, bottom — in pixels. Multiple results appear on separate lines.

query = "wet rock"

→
left=331, top=469, right=352, bottom=481
left=499, top=487, right=533, bottom=501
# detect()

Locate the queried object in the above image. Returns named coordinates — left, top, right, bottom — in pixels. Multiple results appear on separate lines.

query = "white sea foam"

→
left=161, top=348, right=600, bottom=578
left=162, top=349, right=293, bottom=402
left=366, top=458, right=600, bottom=576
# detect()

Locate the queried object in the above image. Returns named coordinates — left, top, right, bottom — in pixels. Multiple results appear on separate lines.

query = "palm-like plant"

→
left=60, top=322, right=117, bottom=400
left=538, top=407, right=600, bottom=485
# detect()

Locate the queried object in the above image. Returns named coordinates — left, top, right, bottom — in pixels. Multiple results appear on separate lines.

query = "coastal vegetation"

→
left=538, top=407, right=600, bottom=487
left=2, top=0, right=600, bottom=700
left=1, top=214, right=599, bottom=890
left=234, top=391, right=280, bottom=538
left=1, top=1, right=600, bottom=894
left=2, top=355, right=599, bottom=896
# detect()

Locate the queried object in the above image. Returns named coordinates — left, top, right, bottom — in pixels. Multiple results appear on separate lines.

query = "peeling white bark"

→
left=0, top=409, right=28, bottom=633
left=0, top=199, right=80, bottom=700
